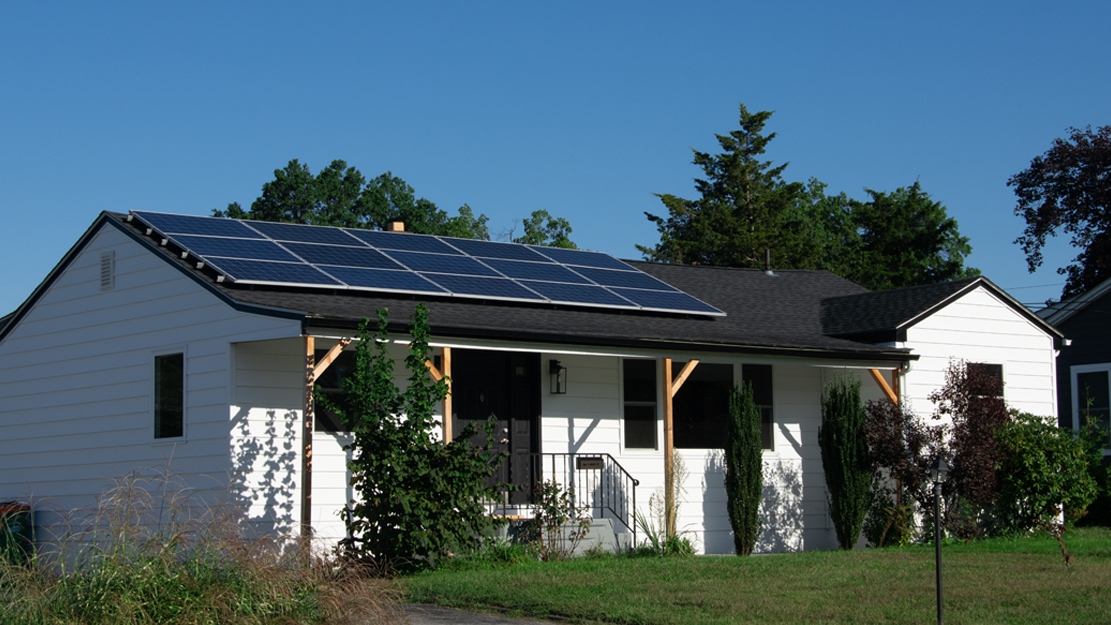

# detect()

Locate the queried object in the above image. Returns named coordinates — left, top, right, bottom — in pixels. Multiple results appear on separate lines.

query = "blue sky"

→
left=2, top=1, right=1108, bottom=315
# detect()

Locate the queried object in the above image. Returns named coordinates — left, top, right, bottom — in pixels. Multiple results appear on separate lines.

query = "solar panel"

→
left=574, top=266, right=678, bottom=291
left=532, top=246, right=632, bottom=270
left=207, top=258, right=344, bottom=286
left=283, top=242, right=403, bottom=270
left=132, top=211, right=264, bottom=238
left=446, top=238, right=550, bottom=262
left=321, top=266, right=447, bottom=293
left=423, top=274, right=546, bottom=300
left=246, top=220, right=363, bottom=246
left=387, top=250, right=500, bottom=276
left=173, top=235, right=300, bottom=263
left=346, top=229, right=463, bottom=255
left=128, top=211, right=724, bottom=316
left=481, top=258, right=591, bottom=283
left=519, top=281, right=634, bottom=307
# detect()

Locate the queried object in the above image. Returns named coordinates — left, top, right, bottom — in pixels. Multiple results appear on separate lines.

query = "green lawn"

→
left=405, top=528, right=1111, bottom=624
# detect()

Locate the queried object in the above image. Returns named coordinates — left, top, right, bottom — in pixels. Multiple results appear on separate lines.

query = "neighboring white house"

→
left=0, top=212, right=1062, bottom=555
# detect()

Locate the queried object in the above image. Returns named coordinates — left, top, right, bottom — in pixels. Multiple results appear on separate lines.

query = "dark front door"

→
left=451, top=349, right=541, bottom=503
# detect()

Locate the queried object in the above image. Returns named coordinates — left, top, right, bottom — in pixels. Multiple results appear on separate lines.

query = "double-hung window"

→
left=623, top=359, right=658, bottom=449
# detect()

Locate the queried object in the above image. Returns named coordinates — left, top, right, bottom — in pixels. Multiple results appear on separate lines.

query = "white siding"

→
left=0, top=226, right=300, bottom=535
left=902, top=288, right=1058, bottom=420
left=537, top=353, right=888, bottom=555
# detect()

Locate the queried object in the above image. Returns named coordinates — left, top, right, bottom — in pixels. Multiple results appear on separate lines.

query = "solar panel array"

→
left=129, top=211, right=724, bottom=316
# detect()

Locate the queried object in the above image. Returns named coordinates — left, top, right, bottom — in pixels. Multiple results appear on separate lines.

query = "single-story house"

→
left=0, top=211, right=1062, bottom=554
left=1038, top=278, right=1111, bottom=454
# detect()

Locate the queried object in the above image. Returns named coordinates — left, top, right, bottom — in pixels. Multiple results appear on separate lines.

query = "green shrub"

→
left=994, top=412, right=1098, bottom=532
left=326, top=305, right=506, bottom=572
left=725, top=383, right=763, bottom=556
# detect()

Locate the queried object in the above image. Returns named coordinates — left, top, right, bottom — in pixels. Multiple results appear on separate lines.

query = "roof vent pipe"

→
left=764, top=248, right=778, bottom=277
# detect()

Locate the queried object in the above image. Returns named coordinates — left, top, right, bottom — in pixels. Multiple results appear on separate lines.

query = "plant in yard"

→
left=0, top=471, right=400, bottom=625
left=523, top=478, right=592, bottom=561
left=995, top=412, right=1098, bottom=531
left=725, top=382, right=763, bottom=555
left=633, top=456, right=695, bottom=558
left=819, top=377, right=872, bottom=549
left=862, top=397, right=946, bottom=546
left=929, top=360, right=1012, bottom=537
left=324, top=304, right=506, bottom=572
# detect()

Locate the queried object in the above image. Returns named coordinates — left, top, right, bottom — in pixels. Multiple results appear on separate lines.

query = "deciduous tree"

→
left=1010, top=125, right=1111, bottom=299
left=216, top=159, right=573, bottom=245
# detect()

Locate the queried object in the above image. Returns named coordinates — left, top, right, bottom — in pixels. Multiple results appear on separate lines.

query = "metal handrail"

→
left=492, top=452, right=639, bottom=545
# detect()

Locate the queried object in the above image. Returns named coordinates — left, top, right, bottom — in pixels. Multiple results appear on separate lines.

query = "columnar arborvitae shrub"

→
left=725, top=383, right=763, bottom=556
left=323, top=304, right=504, bottom=571
left=819, top=377, right=872, bottom=549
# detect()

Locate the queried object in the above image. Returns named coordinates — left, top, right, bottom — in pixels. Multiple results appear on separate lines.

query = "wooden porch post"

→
left=662, top=357, right=700, bottom=538
left=663, top=358, right=675, bottom=537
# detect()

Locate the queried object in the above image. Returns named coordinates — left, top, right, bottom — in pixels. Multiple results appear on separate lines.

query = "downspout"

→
left=301, top=336, right=315, bottom=540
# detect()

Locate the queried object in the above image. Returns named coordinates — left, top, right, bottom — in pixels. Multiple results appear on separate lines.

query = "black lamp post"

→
left=930, top=458, right=950, bottom=625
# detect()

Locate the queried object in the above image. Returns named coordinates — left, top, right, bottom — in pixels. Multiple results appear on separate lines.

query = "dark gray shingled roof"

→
left=821, top=276, right=1062, bottom=345
left=93, top=213, right=908, bottom=361
left=12, top=212, right=981, bottom=361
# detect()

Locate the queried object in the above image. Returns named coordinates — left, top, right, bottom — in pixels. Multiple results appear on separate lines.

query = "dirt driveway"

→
left=401, top=603, right=556, bottom=624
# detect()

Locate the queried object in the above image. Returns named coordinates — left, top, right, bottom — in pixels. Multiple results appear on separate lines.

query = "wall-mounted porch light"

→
left=549, top=359, right=568, bottom=394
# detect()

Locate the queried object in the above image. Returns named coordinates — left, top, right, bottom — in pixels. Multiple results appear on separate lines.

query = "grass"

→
left=405, top=527, right=1111, bottom=624
left=0, top=472, right=402, bottom=625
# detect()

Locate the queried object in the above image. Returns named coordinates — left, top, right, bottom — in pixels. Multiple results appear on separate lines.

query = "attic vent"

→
left=100, top=251, right=115, bottom=291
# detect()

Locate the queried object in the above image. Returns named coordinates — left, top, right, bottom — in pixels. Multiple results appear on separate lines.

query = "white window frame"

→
left=1071, top=362, right=1111, bottom=456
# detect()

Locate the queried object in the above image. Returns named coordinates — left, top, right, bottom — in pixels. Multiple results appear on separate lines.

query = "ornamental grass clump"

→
left=0, top=471, right=401, bottom=625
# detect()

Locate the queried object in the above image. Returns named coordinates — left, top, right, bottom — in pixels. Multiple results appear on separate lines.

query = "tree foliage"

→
left=819, top=378, right=872, bottom=549
left=216, top=159, right=576, bottom=246
left=510, top=209, right=576, bottom=249
left=320, top=305, right=504, bottom=571
left=639, top=104, right=806, bottom=267
left=724, top=382, right=763, bottom=556
left=846, top=183, right=977, bottom=290
left=1010, top=125, right=1111, bottom=299
left=640, top=104, right=977, bottom=290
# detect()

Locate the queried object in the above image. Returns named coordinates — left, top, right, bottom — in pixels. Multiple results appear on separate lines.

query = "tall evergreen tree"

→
left=640, top=104, right=977, bottom=289
left=639, top=104, right=808, bottom=267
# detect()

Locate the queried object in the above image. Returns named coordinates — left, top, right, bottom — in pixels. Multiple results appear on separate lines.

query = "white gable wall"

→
left=0, top=225, right=301, bottom=536
left=901, top=287, right=1058, bottom=420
